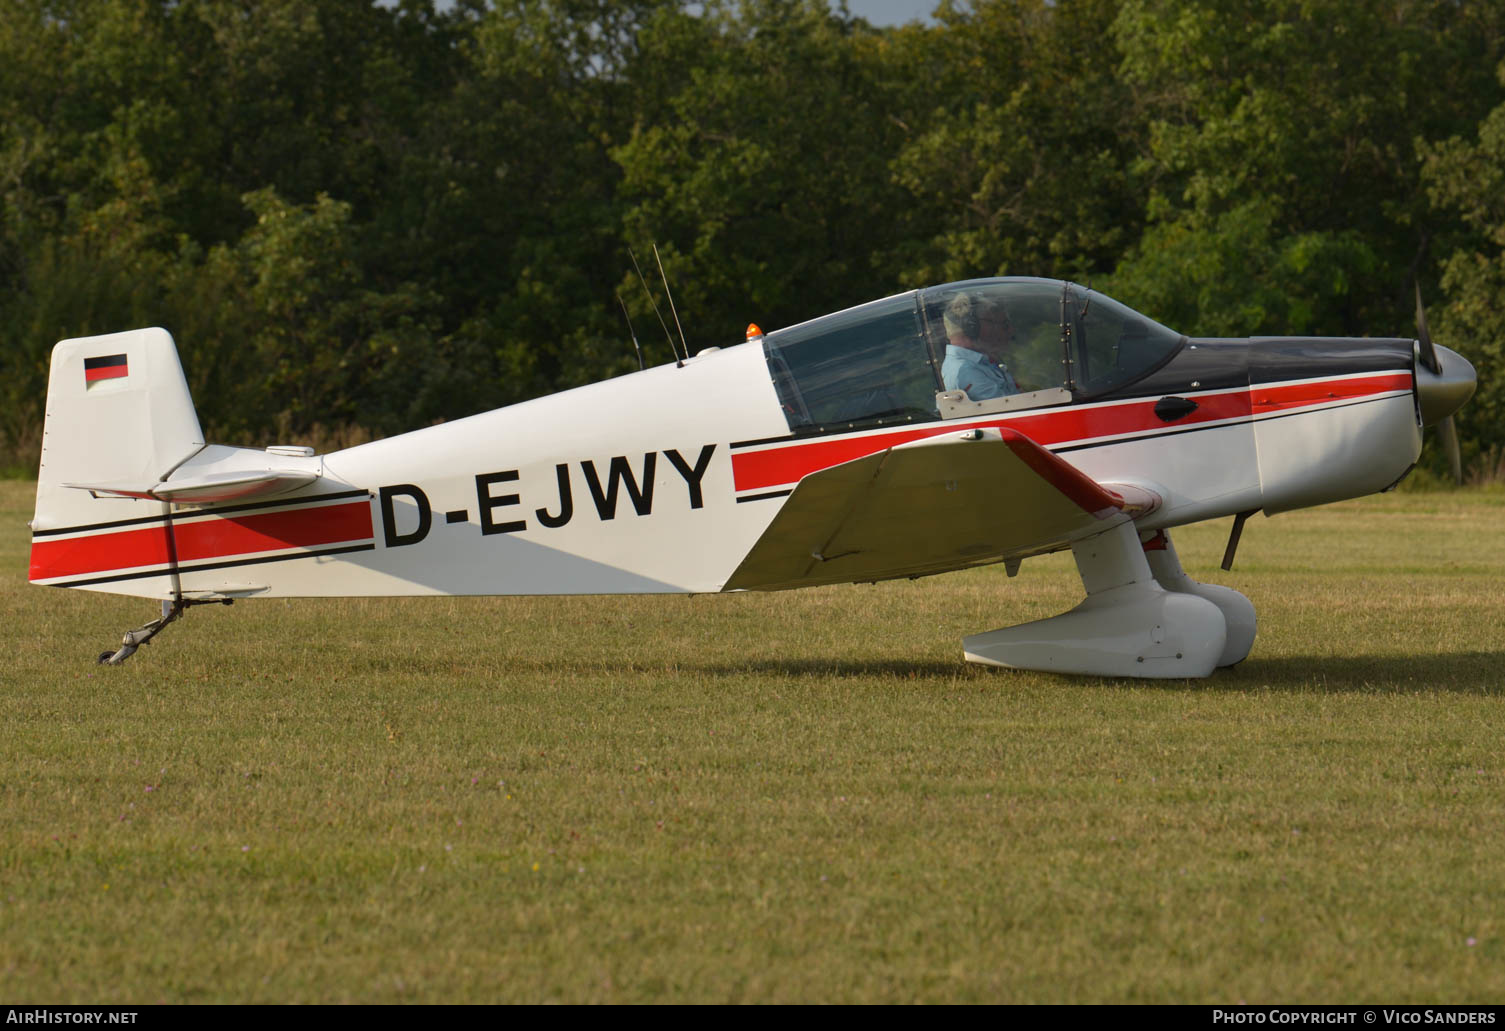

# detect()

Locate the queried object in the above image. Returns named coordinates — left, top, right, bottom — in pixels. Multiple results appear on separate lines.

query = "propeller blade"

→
left=1440, top=414, right=1463, bottom=485
left=1415, top=282, right=1443, bottom=375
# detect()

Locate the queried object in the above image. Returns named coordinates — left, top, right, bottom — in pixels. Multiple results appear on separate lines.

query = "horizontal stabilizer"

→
left=66, top=469, right=319, bottom=504
left=724, top=427, right=1127, bottom=591
left=179, top=585, right=270, bottom=600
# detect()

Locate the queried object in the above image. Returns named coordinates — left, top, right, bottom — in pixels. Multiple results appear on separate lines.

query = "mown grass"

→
left=2, top=479, right=1503, bottom=1003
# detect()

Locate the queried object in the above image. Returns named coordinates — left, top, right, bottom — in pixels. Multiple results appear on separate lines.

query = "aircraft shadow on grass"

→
left=700, top=652, right=1505, bottom=694
left=1202, top=652, right=1505, bottom=694
left=699, top=658, right=967, bottom=680
left=97, top=640, right=1503, bottom=694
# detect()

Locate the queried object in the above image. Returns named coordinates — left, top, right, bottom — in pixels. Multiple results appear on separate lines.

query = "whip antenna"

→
left=616, top=292, right=645, bottom=371
left=654, top=244, right=690, bottom=365
left=629, top=247, right=682, bottom=366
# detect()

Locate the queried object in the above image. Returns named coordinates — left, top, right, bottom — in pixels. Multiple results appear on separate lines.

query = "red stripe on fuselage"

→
left=1249, top=373, right=1410, bottom=410
left=731, top=373, right=1411, bottom=493
left=29, top=500, right=374, bottom=581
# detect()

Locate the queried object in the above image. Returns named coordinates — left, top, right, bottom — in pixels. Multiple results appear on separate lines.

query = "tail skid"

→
left=96, top=596, right=234, bottom=665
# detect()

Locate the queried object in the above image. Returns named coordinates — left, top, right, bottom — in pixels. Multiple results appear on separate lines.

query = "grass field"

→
left=2, top=478, right=1503, bottom=1003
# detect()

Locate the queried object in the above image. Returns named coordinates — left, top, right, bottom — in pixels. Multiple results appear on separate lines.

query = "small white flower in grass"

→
left=1467, top=937, right=1478, bottom=947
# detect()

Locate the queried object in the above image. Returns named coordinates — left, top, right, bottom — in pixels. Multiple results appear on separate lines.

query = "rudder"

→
left=30, top=328, right=204, bottom=587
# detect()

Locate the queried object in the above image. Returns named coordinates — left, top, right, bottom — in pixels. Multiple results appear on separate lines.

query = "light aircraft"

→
left=28, top=277, right=1476, bottom=677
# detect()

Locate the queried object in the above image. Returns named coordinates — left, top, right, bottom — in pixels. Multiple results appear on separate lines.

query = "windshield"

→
left=1065, top=283, right=1186, bottom=395
left=763, top=292, right=936, bottom=433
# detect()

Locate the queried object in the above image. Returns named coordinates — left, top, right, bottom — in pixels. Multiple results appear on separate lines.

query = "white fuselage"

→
left=29, top=336, right=1420, bottom=600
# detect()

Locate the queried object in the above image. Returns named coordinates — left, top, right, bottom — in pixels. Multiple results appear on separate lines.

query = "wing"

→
left=723, top=427, right=1146, bottom=591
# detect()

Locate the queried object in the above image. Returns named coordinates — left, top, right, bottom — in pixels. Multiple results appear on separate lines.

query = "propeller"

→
left=1414, top=283, right=1442, bottom=375
left=1415, top=284, right=1463, bottom=484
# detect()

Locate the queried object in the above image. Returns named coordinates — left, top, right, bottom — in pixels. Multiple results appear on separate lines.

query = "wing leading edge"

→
left=723, top=427, right=1134, bottom=592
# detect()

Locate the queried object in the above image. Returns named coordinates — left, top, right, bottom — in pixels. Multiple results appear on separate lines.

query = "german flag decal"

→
left=84, top=354, right=129, bottom=387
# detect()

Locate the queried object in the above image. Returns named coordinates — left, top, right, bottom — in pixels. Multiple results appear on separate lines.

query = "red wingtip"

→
left=996, top=427, right=1124, bottom=517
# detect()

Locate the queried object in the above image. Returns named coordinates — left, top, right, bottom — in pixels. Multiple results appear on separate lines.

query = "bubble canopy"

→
left=761, top=278, right=1185, bottom=435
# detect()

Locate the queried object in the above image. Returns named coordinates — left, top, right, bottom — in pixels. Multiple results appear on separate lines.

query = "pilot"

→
left=940, top=291, right=1020, bottom=400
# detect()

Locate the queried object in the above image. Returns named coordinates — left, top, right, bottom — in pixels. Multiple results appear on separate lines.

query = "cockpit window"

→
left=921, top=280, right=1068, bottom=395
left=920, top=279, right=1184, bottom=400
left=763, top=293, right=937, bottom=433
left=762, top=279, right=1185, bottom=434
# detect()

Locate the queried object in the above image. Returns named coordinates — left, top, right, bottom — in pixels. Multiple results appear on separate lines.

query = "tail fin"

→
left=30, top=328, right=204, bottom=584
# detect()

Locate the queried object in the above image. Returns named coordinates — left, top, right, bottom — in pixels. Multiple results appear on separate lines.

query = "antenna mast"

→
left=629, top=247, right=682, bottom=367
left=654, top=244, right=690, bottom=365
left=616, top=292, right=645, bottom=371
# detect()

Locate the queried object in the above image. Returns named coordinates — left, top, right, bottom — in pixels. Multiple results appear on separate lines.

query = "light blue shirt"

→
left=942, top=344, right=1019, bottom=400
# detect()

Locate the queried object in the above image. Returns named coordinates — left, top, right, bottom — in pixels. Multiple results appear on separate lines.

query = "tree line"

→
left=5, top=0, right=1505, bottom=478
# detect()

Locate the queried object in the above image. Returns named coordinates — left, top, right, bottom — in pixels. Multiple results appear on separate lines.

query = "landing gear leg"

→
left=963, top=519, right=1228, bottom=678
left=1141, top=529, right=1256, bottom=668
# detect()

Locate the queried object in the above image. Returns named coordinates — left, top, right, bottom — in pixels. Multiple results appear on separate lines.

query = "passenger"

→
left=940, top=291, right=1020, bottom=400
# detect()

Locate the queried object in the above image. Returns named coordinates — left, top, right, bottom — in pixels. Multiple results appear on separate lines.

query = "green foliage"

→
left=5, top=0, right=1505, bottom=474
left=1104, top=199, right=1381, bottom=337
left=1422, top=69, right=1505, bottom=471
left=1109, top=0, right=1505, bottom=337
left=615, top=0, right=912, bottom=338
left=234, top=188, right=443, bottom=434
left=890, top=0, right=1144, bottom=283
